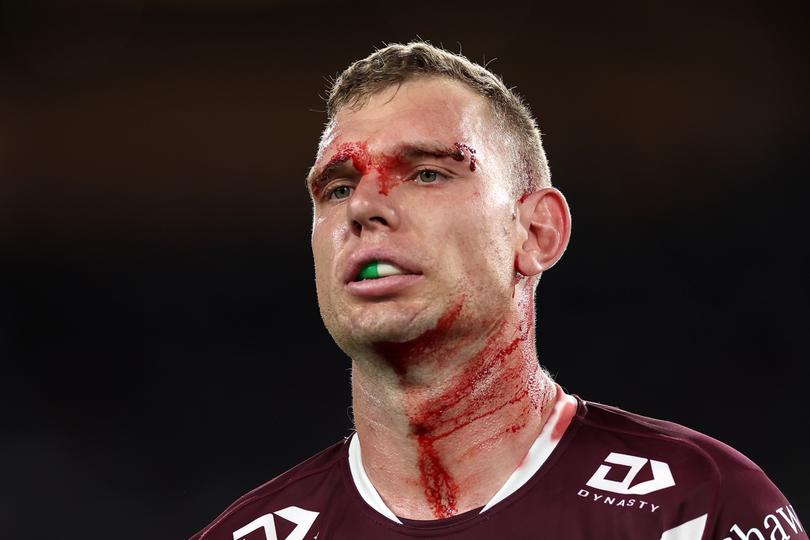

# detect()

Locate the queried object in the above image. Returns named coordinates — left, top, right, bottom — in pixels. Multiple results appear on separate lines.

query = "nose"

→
left=346, top=172, right=400, bottom=236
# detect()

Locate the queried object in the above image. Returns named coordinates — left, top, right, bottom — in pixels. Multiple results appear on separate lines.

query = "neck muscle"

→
left=351, top=284, right=557, bottom=520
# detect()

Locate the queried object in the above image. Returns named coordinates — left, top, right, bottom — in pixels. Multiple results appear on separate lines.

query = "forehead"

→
left=318, top=78, right=493, bottom=158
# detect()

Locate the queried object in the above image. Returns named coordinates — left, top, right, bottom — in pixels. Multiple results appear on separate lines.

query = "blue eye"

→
left=329, top=185, right=353, bottom=200
left=415, top=170, right=440, bottom=184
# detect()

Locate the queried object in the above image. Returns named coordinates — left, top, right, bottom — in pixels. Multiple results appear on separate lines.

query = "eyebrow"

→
left=305, top=142, right=473, bottom=193
left=394, top=142, right=465, bottom=161
left=306, top=157, right=355, bottom=195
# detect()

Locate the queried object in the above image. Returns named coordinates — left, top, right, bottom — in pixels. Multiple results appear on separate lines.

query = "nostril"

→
left=351, top=216, right=388, bottom=235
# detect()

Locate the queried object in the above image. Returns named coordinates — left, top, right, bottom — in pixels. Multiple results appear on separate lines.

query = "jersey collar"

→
left=347, top=389, right=578, bottom=523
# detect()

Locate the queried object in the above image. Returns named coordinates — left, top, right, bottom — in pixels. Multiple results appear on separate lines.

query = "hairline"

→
left=316, top=74, right=523, bottom=197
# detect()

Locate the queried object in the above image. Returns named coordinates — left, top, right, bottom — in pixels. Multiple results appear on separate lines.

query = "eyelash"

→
left=411, top=168, right=447, bottom=184
left=325, top=183, right=353, bottom=201
left=322, top=168, right=449, bottom=201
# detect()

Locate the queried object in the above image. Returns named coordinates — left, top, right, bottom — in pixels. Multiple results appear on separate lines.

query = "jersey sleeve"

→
left=704, top=467, right=805, bottom=540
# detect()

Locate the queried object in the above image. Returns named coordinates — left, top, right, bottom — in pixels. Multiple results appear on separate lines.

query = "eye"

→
left=329, top=185, right=354, bottom=200
left=414, top=169, right=442, bottom=184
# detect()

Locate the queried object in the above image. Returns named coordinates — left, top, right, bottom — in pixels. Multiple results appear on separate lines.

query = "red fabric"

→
left=190, top=397, right=805, bottom=540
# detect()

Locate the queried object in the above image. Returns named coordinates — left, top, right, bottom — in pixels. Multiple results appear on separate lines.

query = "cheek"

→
left=312, top=211, right=344, bottom=246
left=311, top=214, right=352, bottom=294
left=457, top=205, right=517, bottom=279
left=454, top=196, right=512, bottom=245
left=311, top=220, right=335, bottom=276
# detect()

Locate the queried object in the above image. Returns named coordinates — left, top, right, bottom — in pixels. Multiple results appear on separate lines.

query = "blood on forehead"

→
left=453, top=143, right=477, bottom=172
left=311, top=141, right=478, bottom=197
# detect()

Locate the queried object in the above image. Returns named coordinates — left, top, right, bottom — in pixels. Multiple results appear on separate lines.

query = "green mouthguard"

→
left=359, top=261, right=380, bottom=280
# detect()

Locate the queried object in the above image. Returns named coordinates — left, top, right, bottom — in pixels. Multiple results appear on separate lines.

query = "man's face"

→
left=309, top=77, right=521, bottom=354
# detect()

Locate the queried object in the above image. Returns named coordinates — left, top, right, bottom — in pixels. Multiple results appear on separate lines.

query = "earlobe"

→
left=514, top=188, right=571, bottom=276
left=515, top=249, right=545, bottom=276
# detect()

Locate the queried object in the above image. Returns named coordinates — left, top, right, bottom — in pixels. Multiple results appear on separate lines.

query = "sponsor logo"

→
left=723, top=505, right=804, bottom=540
left=586, top=452, right=675, bottom=495
left=233, top=506, right=319, bottom=540
left=576, top=452, right=674, bottom=514
left=576, top=488, right=662, bottom=513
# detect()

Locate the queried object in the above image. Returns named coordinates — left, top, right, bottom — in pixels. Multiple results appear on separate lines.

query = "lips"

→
left=345, top=272, right=424, bottom=298
left=343, top=249, right=423, bottom=285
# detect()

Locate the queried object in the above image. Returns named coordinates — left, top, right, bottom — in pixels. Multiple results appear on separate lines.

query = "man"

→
left=191, top=42, right=804, bottom=540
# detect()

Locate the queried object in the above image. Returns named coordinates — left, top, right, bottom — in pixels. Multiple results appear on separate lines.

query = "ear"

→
left=514, top=188, right=572, bottom=276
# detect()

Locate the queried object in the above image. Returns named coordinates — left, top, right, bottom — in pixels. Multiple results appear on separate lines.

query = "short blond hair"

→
left=325, top=41, right=551, bottom=197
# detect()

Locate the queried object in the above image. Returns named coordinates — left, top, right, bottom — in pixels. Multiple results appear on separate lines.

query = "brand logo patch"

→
left=586, top=452, right=675, bottom=495
left=233, top=506, right=319, bottom=540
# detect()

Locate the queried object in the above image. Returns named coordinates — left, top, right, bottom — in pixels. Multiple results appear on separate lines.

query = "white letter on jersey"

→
left=274, top=507, right=319, bottom=540
left=233, top=514, right=277, bottom=540
left=660, top=514, right=708, bottom=540
left=232, top=506, right=319, bottom=540
left=586, top=452, right=675, bottom=495
left=729, top=524, right=766, bottom=540
left=763, top=514, right=789, bottom=540
left=776, top=506, right=804, bottom=534
left=726, top=505, right=804, bottom=540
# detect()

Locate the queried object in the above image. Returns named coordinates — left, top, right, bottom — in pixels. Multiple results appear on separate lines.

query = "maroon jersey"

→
left=190, top=395, right=805, bottom=540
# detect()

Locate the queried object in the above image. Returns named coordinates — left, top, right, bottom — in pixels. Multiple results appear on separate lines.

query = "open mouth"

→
left=354, top=260, right=410, bottom=281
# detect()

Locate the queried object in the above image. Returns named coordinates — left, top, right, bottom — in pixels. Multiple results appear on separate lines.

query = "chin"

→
left=332, top=301, right=435, bottom=348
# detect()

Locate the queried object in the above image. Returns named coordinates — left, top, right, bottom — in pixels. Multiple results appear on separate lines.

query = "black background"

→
left=1, top=2, right=808, bottom=539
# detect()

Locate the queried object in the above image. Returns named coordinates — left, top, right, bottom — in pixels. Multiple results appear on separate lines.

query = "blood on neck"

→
left=372, top=284, right=547, bottom=519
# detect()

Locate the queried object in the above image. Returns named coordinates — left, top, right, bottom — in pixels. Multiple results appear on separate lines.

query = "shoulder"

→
left=575, top=398, right=760, bottom=474
left=188, top=437, right=350, bottom=540
left=572, top=398, right=806, bottom=539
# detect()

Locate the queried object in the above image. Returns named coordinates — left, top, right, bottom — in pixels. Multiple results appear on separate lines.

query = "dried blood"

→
left=453, top=143, right=477, bottom=171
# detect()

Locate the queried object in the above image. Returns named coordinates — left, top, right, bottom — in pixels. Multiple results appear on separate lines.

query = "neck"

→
left=350, top=281, right=557, bottom=520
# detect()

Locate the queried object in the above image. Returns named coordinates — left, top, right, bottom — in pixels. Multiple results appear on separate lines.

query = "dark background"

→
left=1, top=1, right=807, bottom=538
